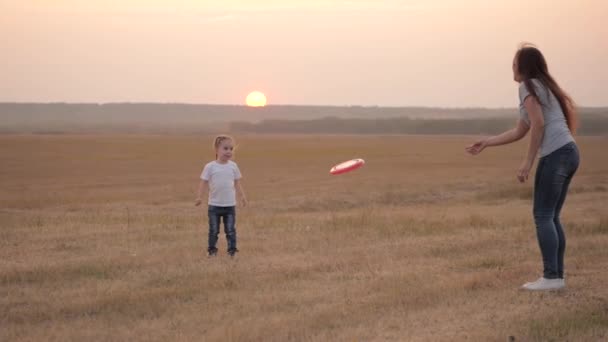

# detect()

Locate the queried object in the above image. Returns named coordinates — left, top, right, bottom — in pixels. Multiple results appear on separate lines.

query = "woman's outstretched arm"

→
left=466, top=118, right=530, bottom=155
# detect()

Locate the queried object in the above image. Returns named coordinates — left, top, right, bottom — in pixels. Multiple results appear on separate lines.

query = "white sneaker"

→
left=523, top=277, right=566, bottom=285
left=521, top=277, right=565, bottom=291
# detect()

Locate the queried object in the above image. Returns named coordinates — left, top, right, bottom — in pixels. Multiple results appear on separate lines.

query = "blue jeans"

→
left=533, top=142, right=579, bottom=279
left=208, top=205, right=237, bottom=253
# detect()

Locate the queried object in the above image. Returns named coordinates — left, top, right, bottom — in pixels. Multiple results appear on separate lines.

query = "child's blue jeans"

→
left=208, top=205, right=237, bottom=253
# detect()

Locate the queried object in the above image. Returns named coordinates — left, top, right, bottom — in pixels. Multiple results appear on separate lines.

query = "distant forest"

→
left=231, top=113, right=608, bottom=136
left=1, top=103, right=607, bottom=135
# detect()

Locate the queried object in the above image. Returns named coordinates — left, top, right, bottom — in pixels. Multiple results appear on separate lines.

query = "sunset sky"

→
left=1, top=0, right=606, bottom=107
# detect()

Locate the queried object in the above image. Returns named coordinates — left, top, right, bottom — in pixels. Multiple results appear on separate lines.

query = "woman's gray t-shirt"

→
left=518, top=79, right=574, bottom=157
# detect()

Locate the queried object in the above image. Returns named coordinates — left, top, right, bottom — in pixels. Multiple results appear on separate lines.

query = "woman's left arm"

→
left=518, top=96, right=545, bottom=183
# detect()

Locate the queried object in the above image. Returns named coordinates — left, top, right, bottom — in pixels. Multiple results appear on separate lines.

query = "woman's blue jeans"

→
left=533, top=142, right=579, bottom=279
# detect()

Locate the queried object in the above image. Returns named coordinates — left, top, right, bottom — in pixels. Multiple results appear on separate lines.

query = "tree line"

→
left=230, top=112, right=608, bottom=136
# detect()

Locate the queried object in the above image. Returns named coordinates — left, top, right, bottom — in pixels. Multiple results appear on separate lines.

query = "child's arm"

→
left=235, top=179, right=248, bottom=207
left=195, top=180, right=208, bottom=206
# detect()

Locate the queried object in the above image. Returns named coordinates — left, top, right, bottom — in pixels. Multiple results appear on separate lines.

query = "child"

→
left=195, top=135, right=248, bottom=257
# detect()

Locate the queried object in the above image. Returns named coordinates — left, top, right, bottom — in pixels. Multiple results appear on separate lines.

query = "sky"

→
left=1, top=0, right=606, bottom=107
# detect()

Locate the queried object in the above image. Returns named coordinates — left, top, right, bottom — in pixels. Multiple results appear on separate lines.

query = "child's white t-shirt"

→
left=200, top=160, right=242, bottom=206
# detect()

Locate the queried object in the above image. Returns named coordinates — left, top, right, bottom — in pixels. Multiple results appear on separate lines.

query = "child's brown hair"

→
left=213, top=135, right=234, bottom=159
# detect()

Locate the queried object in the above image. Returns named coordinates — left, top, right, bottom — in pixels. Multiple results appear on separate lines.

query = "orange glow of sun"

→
left=246, top=91, right=267, bottom=107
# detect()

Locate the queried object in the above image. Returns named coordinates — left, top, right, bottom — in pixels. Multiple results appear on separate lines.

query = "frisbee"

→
left=330, top=158, right=365, bottom=175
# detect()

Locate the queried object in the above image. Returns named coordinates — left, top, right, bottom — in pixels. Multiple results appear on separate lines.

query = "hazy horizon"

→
left=1, top=0, right=607, bottom=107
left=2, top=101, right=608, bottom=110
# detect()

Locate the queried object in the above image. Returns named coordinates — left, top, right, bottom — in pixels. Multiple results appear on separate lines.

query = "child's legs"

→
left=207, top=206, right=221, bottom=251
left=222, top=207, right=237, bottom=251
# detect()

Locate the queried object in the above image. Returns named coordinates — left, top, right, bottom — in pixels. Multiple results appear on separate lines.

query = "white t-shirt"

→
left=200, top=160, right=242, bottom=206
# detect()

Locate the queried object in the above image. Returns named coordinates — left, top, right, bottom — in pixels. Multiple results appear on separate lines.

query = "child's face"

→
left=217, top=140, right=234, bottom=161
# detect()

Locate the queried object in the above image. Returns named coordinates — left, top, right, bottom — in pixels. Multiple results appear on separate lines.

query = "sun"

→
left=246, top=91, right=267, bottom=107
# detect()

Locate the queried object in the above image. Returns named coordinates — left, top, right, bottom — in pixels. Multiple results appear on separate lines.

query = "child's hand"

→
left=194, top=198, right=202, bottom=206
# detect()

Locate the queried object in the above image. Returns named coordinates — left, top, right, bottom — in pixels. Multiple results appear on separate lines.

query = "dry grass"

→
left=1, top=134, right=607, bottom=341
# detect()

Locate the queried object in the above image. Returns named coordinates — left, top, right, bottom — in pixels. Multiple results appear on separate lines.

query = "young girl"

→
left=466, top=44, right=579, bottom=291
left=195, top=135, right=248, bottom=257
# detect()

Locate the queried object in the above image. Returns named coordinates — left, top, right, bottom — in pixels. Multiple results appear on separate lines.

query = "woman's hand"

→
left=517, top=160, right=533, bottom=183
left=240, top=196, right=248, bottom=208
left=466, top=139, right=488, bottom=155
left=194, top=198, right=202, bottom=206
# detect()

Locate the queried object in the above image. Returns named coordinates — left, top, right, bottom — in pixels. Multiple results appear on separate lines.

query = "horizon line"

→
left=2, top=102, right=607, bottom=110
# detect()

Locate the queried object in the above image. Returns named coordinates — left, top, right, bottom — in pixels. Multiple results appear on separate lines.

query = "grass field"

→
left=1, top=134, right=607, bottom=341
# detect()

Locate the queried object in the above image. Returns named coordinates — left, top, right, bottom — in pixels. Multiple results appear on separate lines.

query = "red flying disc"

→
left=330, top=158, right=365, bottom=175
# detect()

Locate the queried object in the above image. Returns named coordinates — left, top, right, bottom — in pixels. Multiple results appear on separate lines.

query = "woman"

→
left=466, top=44, right=580, bottom=291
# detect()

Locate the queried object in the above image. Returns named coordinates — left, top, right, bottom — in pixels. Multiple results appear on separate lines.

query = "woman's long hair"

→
left=515, top=44, right=578, bottom=134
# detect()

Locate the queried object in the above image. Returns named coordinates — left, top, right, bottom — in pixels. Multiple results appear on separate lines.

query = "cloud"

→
left=3, top=1, right=436, bottom=16
left=202, top=14, right=238, bottom=23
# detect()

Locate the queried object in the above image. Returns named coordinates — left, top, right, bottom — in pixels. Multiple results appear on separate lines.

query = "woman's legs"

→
left=533, top=163, right=562, bottom=279
left=532, top=143, right=579, bottom=279
left=553, top=175, right=573, bottom=279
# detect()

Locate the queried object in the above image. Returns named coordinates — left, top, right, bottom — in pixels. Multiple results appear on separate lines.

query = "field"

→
left=1, top=134, right=607, bottom=341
